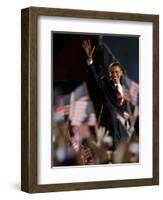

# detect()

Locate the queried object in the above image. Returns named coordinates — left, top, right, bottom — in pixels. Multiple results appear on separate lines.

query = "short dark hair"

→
left=108, top=62, right=122, bottom=70
left=107, top=62, right=125, bottom=74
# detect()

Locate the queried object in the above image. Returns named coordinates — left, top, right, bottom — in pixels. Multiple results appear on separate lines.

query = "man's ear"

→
left=108, top=69, right=112, bottom=78
left=119, top=68, right=123, bottom=77
left=109, top=71, right=111, bottom=77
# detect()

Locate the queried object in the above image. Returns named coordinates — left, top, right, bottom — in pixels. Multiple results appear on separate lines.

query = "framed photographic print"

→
left=21, top=7, right=159, bottom=193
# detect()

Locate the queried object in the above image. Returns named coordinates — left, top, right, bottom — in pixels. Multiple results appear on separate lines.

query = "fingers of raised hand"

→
left=96, top=126, right=106, bottom=138
left=83, top=40, right=93, bottom=49
left=82, top=40, right=95, bottom=57
left=91, top=45, right=95, bottom=55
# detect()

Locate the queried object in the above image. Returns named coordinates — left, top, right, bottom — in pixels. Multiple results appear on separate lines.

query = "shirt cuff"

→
left=87, top=58, right=93, bottom=65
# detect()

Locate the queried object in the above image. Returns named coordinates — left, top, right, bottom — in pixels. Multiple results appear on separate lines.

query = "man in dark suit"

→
left=82, top=40, right=130, bottom=150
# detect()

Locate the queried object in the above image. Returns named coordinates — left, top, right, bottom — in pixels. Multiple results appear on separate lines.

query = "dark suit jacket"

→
left=87, top=63, right=129, bottom=149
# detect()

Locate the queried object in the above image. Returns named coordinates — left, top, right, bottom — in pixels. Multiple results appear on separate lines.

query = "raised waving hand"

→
left=82, top=40, right=95, bottom=58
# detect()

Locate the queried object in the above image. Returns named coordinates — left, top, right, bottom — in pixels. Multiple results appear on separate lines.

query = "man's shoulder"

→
left=99, top=75, right=105, bottom=81
left=101, top=77, right=116, bottom=90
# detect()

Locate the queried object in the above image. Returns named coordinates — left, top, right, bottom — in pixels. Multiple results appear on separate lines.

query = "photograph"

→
left=21, top=7, right=159, bottom=193
left=52, top=33, right=139, bottom=166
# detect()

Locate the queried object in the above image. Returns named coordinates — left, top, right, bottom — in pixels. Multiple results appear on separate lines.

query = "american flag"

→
left=72, top=124, right=91, bottom=139
left=123, top=75, right=139, bottom=106
left=53, top=82, right=97, bottom=126
left=54, top=93, right=71, bottom=117
left=129, top=81, right=139, bottom=106
left=63, top=104, right=70, bottom=116
left=69, top=83, right=97, bottom=126
left=70, top=96, right=89, bottom=125
left=80, top=145, right=94, bottom=165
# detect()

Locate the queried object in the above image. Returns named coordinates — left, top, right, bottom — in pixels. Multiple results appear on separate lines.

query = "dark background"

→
left=52, top=32, right=139, bottom=83
left=52, top=32, right=139, bottom=116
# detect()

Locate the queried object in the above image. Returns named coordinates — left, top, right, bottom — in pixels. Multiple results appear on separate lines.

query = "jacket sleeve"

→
left=87, top=63, right=103, bottom=88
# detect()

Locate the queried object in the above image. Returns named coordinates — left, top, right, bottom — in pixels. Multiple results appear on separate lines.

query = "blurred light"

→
left=103, top=135, right=113, bottom=147
left=128, top=142, right=139, bottom=154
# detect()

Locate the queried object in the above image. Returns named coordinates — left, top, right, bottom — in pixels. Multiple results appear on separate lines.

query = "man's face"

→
left=108, top=65, right=122, bottom=84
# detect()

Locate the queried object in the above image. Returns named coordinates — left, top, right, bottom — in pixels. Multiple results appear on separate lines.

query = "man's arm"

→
left=86, top=59, right=100, bottom=84
left=82, top=40, right=101, bottom=84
